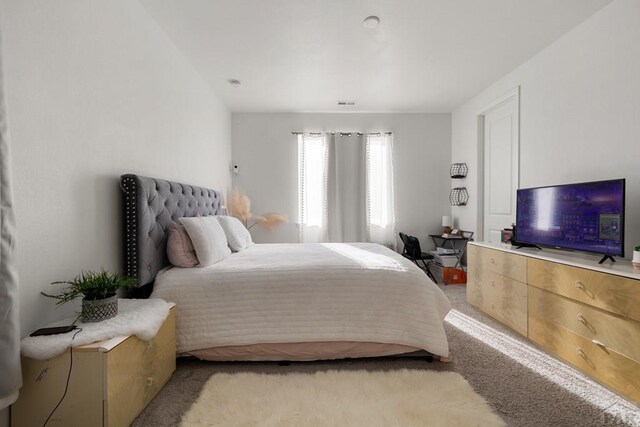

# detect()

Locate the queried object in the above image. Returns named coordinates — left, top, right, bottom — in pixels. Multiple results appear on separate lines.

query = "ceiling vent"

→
left=337, top=101, right=356, bottom=106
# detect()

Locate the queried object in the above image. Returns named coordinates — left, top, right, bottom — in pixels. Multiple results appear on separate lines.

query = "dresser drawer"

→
left=468, top=267, right=528, bottom=336
left=529, top=286, right=640, bottom=363
left=528, top=258, right=640, bottom=321
left=529, top=314, right=640, bottom=403
left=468, top=245, right=527, bottom=282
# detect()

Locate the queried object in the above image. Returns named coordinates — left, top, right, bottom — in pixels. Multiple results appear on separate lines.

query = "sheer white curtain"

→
left=298, top=132, right=395, bottom=247
left=366, top=133, right=396, bottom=248
left=298, top=134, right=328, bottom=243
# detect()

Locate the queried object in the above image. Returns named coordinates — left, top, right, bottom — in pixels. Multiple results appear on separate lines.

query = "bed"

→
left=121, top=174, right=451, bottom=361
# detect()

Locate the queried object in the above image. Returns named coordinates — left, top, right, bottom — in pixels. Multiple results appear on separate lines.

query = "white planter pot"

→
left=633, top=250, right=640, bottom=270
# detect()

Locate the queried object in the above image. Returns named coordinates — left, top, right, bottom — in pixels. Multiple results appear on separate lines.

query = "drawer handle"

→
left=146, top=377, right=154, bottom=387
left=592, top=339, right=607, bottom=349
left=575, top=348, right=586, bottom=358
left=576, top=314, right=597, bottom=334
left=491, top=280, right=495, bottom=287
left=575, top=281, right=595, bottom=299
left=490, top=258, right=495, bottom=264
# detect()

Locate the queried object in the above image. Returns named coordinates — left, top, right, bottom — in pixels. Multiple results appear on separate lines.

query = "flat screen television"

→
left=515, top=179, right=625, bottom=262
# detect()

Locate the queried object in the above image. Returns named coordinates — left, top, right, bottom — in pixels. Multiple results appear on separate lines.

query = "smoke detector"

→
left=363, top=16, right=380, bottom=29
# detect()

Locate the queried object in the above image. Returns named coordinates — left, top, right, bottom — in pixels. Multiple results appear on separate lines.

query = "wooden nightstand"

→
left=12, top=306, right=176, bottom=427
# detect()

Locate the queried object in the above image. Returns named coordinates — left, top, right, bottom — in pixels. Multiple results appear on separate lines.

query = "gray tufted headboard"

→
left=121, top=174, right=223, bottom=296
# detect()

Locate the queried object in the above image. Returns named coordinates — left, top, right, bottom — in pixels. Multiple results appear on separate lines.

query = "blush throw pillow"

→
left=180, top=216, right=231, bottom=267
left=216, top=216, right=254, bottom=252
left=166, top=223, right=199, bottom=268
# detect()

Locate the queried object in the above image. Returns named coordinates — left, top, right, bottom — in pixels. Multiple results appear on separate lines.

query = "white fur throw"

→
left=21, top=298, right=173, bottom=360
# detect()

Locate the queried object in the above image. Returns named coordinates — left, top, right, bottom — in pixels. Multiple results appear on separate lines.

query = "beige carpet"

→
left=180, top=369, right=504, bottom=427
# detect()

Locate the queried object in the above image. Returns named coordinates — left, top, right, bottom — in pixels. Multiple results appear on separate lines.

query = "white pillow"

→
left=216, top=216, right=254, bottom=252
left=179, top=216, right=231, bottom=266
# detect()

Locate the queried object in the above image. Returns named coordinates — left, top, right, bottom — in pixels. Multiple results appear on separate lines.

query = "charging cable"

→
left=42, top=327, right=83, bottom=427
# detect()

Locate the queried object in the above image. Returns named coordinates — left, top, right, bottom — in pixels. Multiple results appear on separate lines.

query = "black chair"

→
left=399, top=232, right=437, bottom=283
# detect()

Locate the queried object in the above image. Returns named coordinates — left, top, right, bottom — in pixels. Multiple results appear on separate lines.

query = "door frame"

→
left=476, top=86, right=520, bottom=242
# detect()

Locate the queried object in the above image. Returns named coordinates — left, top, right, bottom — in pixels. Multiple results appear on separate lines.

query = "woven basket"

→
left=81, top=295, right=118, bottom=322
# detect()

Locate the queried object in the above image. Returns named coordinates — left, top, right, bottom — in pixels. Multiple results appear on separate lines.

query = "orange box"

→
left=443, top=267, right=467, bottom=284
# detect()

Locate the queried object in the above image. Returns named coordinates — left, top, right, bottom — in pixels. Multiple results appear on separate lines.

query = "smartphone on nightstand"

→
left=30, top=325, right=77, bottom=336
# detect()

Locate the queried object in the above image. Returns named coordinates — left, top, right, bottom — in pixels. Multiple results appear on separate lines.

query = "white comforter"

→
left=151, top=243, right=451, bottom=357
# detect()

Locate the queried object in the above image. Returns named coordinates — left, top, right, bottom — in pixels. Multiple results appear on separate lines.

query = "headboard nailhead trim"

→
left=122, top=176, right=139, bottom=283
left=120, top=174, right=223, bottom=291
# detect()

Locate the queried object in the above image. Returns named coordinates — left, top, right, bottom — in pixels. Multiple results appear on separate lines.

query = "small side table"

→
left=429, top=231, right=474, bottom=285
left=12, top=306, right=176, bottom=427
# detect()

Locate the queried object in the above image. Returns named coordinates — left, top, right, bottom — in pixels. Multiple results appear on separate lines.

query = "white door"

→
left=483, top=93, right=519, bottom=243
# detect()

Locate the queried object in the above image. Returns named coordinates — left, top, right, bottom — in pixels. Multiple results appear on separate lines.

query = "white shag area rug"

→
left=181, top=369, right=504, bottom=427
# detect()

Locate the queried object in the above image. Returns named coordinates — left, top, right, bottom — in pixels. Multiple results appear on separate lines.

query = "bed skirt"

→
left=183, top=341, right=424, bottom=362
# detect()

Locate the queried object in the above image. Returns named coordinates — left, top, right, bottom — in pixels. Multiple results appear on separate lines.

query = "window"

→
left=366, top=133, right=395, bottom=247
left=298, top=134, right=328, bottom=242
left=298, top=132, right=395, bottom=247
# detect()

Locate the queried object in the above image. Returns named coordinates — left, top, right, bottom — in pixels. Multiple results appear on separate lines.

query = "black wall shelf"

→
left=450, top=187, right=469, bottom=206
left=450, top=163, right=468, bottom=179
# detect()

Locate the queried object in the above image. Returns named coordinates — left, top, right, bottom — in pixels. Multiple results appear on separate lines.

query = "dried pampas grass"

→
left=227, top=189, right=286, bottom=231
left=228, top=189, right=252, bottom=223
left=253, top=213, right=287, bottom=230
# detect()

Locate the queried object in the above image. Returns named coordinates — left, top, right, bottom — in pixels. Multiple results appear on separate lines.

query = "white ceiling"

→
left=141, top=0, right=612, bottom=113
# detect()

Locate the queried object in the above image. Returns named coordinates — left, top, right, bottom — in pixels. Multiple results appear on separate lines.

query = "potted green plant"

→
left=42, top=269, right=137, bottom=322
left=633, top=245, right=640, bottom=270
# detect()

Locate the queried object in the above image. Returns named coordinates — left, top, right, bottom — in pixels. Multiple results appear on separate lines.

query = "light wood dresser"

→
left=467, top=242, right=640, bottom=404
left=12, top=306, right=176, bottom=427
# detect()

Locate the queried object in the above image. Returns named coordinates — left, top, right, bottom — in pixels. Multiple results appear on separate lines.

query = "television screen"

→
left=516, top=179, right=625, bottom=257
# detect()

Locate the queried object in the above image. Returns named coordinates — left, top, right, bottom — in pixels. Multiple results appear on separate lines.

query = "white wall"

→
left=232, top=113, right=451, bottom=249
left=451, top=0, right=640, bottom=258
left=1, top=0, right=231, bottom=343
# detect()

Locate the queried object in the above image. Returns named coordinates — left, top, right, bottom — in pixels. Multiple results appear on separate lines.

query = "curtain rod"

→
left=291, top=131, right=392, bottom=136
